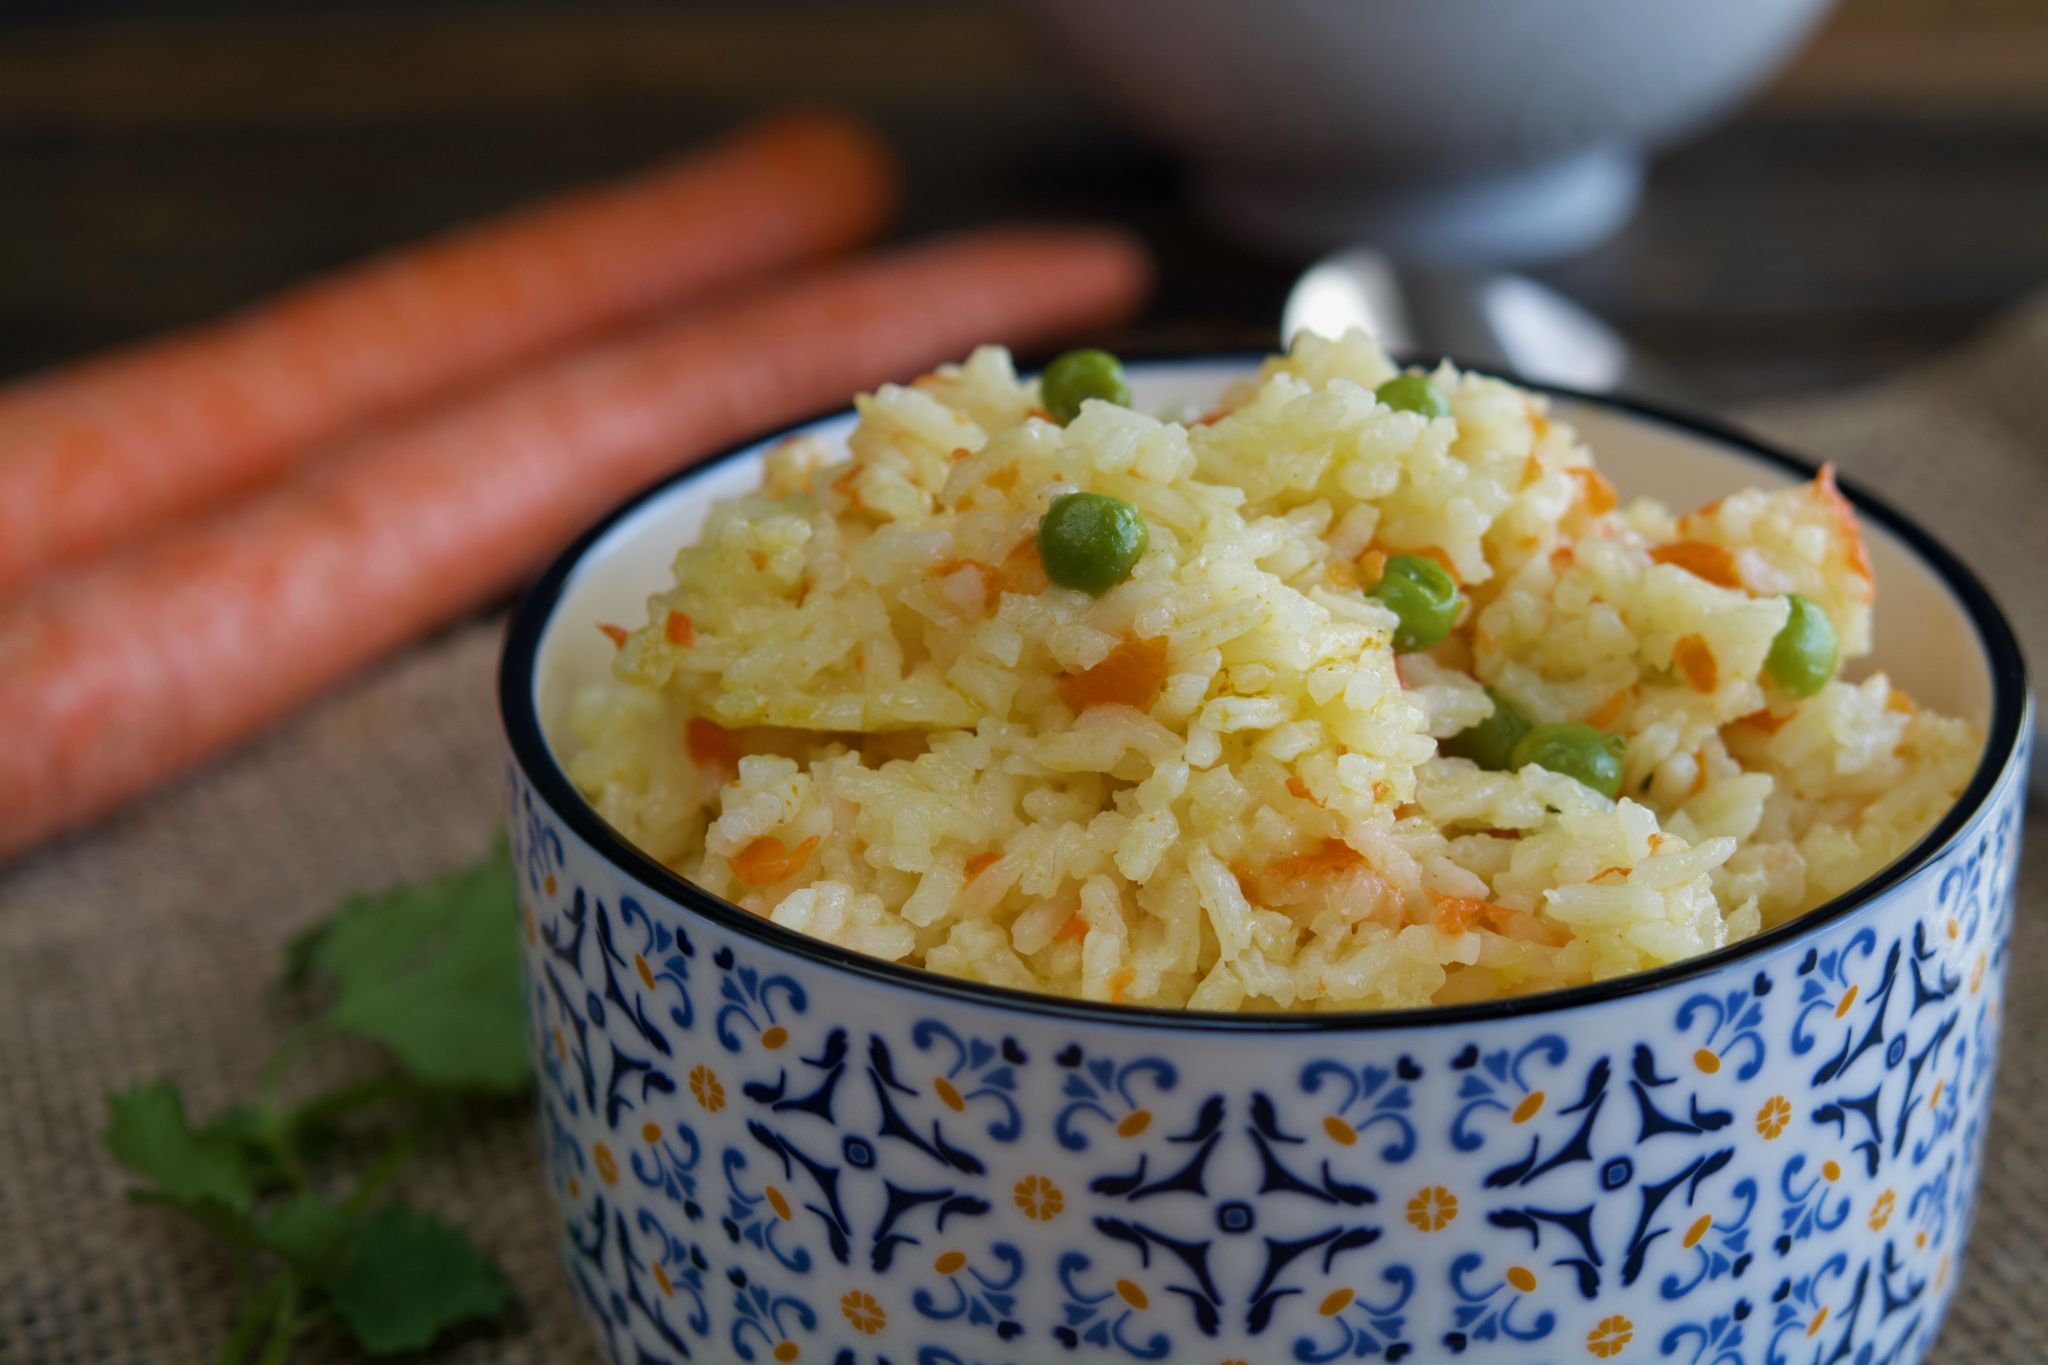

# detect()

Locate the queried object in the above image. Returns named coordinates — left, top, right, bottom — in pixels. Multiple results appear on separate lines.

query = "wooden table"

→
left=3, top=0, right=2045, bottom=407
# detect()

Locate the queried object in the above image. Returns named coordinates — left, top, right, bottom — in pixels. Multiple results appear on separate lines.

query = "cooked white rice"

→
left=567, top=333, right=1979, bottom=1011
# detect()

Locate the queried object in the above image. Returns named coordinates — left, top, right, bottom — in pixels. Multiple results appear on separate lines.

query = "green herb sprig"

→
left=103, top=845, right=530, bottom=1362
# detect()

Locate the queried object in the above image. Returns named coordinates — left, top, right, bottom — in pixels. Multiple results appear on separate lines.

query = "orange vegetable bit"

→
left=1567, top=465, right=1619, bottom=515
left=1649, top=540, right=1743, bottom=590
left=731, top=833, right=820, bottom=888
left=685, top=717, right=741, bottom=771
left=995, top=535, right=1049, bottom=598
left=598, top=622, right=630, bottom=648
left=1734, top=707, right=1789, bottom=735
left=1815, top=464, right=1875, bottom=586
left=1054, top=912, right=1090, bottom=944
left=1057, top=635, right=1169, bottom=714
left=1431, top=894, right=1495, bottom=934
left=1589, top=686, right=1634, bottom=730
left=664, top=609, right=695, bottom=646
left=1107, top=966, right=1137, bottom=1004
left=964, top=850, right=1003, bottom=881
left=1267, top=836, right=1366, bottom=881
left=1285, top=775, right=1322, bottom=805
left=1672, top=634, right=1719, bottom=693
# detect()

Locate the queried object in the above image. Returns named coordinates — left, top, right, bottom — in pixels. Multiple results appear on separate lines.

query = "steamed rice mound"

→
left=568, top=334, right=1980, bottom=1011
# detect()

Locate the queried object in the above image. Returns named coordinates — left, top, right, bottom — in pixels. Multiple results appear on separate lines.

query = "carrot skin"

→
left=0, top=109, right=898, bottom=593
left=0, top=227, right=1151, bottom=859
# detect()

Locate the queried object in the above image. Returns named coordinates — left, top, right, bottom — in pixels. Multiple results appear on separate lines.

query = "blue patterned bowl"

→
left=498, top=361, right=2030, bottom=1365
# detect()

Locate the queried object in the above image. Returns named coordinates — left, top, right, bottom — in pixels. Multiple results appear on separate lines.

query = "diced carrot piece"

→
left=1887, top=688, right=1917, bottom=714
left=598, top=622, right=629, bottom=648
left=1734, top=707, right=1788, bottom=734
left=1673, top=634, right=1718, bottom=693
left=964, top=850, right=1002, bottom=880
left=1815, top=464, right=1874, bottom=585
left=686, top=716, right=740, bottom=771
left=1058, top=635, right=1169, bottom=713
left=985, top=464, right=1018, bottom=491
left=1356, top=549, right=1388, bottom=590
left=1567, top=465, right=1618, bottom=514
left=731, top=834, right=819, bottom=888
left=1589, top=687, right=1634, bottom=729
left=1432, top=894, right=1493, bottom=933
left=1521, top=452, right=1545, bottom=488
left=665, top=610, right=695, bottom=646
left=1650, top=540, right=1742, bottom=589
left=1327, top=559, right=1359, bottom=589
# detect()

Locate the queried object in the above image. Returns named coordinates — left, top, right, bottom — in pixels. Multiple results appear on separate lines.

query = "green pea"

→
left=1765, top=593, right=1838, bottom=698
left=1374, top=373, right=1451, bottom=419
left=1368, top=553, right=1461, bottom=651
left=1444, top=689, right=1531, bottom=770
left=1038, top=491, right=1148, bottom=595
left=1040, top=348, right=1132, bottom=425
left=1510, top=722, right=1627, bottom=800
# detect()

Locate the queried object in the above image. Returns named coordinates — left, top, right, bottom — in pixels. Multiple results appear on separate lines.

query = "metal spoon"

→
left=1282, top=246, right=1685, bottom=402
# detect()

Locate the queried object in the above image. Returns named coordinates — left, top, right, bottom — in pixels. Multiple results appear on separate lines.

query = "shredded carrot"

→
left=949, top=446, right=971, bottom=461
left=1356, top=549, right=1388, bottom=590
left=830, top=466, right=863, bottom=505
left=1058, top=635, right=1169, bottom=714
left=1372, top=780, right=1394, bottom=803
left=985, top=464, right=1018, bottom=491
left=1520, top=451, right=1545, bottom=488
left=964, top=850, right=1002, bottom=881
left=1054, top=913, right=1089, bottom=944
left=1650, top=540, right=1742, bottom=590
left=1815, top=464, right=1875, bottom=585
left=1589, top=687, right=1634, bottom=729
left=1567, top=465, right=1619, bottom=515
left=1107, top=967, right=1136, bottom=1004
left=1268, top=837, right=1365, bottom=881
left=1229, top=862, right=1261, bottom=902
left=1649, top=832, right=1672, bottom=853
left=747, top=550, right=767, bottom=571
left=1431, top=894, right=1494, bottom=933
left=1673, top=634, right=1718, bottom=693
left=685, top=716, right=740, bottom=771
left=664, top=610, right=695, bottom=646
left=1327, top=559, right=1359, bottom=589
left=1690, top=752, right=1711, bottom=795
left=731, top=834, right=819, bottom=888
left=598, top=622, right=629, bottom=648
left=1285, top=776, right=1320, bottom=804
left=1027, top=406, right=1056, bottom=423
left=994, top=536, right=1047, bottom=598
left=1591, top=865, right=1629, bottom=884
left=1887, top=688, right=1917, bottom=715
left=1195, top=407, right=1230, bottom=426
left=1549, top=544, right=1576, bottom=572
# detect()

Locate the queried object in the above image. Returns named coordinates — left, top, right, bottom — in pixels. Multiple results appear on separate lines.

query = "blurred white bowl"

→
left=1017, top=0, right=1836, bottom=262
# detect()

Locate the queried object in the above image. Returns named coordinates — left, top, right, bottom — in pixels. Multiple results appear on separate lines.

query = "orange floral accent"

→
left=1822, top=1159, right=1842, bottom=1183
left=773, top=1344, right=798, bottom=1363
left=1870, top=1188, right=1896, bottom=1231
left=594, top=1142, right=618, bottom=1187
left=664, top=610, right=695, bottom=646
left=1115, top=1279, right=1149, bottom=1310
left=685, top=717, right=740, bottom=771
left=1014, top=1175, right=1066, bottom=1221
left=1406, top=1186, right=1458, bottom=1232
left=840, top=1290, right=886, bottom=1335
left=1116, top=1110, right=1153, bottom=1138
left=1673, top=635, right=1718, bottom=693
left=598, top=622, right=630, bottom=648
left=1511, top=1092, right=1546, bottom=1124
left=1587, top=1314, right=1634, bottom=1357
left=732, top=835, right=820, bottom=888
left=689, top=1064, right=726, bottom=1113
left=1650, top=540, right=1742, bottom=589
left=1318, top=1288, right=1355, bottom=1316
left=1059, top=635, right=1169, bottom=714
left=1694, top=1049, right=1722, bottom=1074
left=1506, top=1266, right=1538, bottom=1293
left=642, top=1121, right=662, bottom=1144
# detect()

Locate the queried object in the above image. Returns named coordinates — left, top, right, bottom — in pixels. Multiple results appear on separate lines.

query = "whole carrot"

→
left=0, top=226, right=1151, bottom=859
left=0, top=109, right=897, bottom=594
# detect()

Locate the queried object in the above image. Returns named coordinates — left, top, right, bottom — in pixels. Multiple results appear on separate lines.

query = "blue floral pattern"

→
left=507, top=729, right=2026, bottom=1364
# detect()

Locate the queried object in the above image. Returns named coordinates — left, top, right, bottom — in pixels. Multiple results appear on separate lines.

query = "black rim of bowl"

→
left=499, top=355, right=2030, bottom=1034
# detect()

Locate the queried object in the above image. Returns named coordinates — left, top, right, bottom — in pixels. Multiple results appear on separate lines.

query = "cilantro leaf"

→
left=321, top=1203, right=515, bottom=1355
left=259, top=1192, right=359, bottom=1281
left=292, top=844, right=531, bottom=1095
left=104, top=1081, right=261, bottom=1216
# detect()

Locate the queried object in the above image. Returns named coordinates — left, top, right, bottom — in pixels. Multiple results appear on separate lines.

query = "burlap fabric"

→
left=2, top=302, right=2042, bottom=1364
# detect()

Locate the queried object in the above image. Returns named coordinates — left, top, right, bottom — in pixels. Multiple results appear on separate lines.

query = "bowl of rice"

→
left=500, top=336, right=2028, bottom=1364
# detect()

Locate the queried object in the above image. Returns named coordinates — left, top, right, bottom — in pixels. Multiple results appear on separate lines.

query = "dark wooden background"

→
left=2, top=0, right=2046, bottom=407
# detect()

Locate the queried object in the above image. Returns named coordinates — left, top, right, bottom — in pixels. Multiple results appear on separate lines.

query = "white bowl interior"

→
left=532, top=361, right=1993, bottom=772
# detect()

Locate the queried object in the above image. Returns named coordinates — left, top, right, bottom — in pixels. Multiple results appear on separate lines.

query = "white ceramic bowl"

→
left=1014, top=0, right=1836, bottom=261
left=499, top=359, right=2028, bottom=1364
